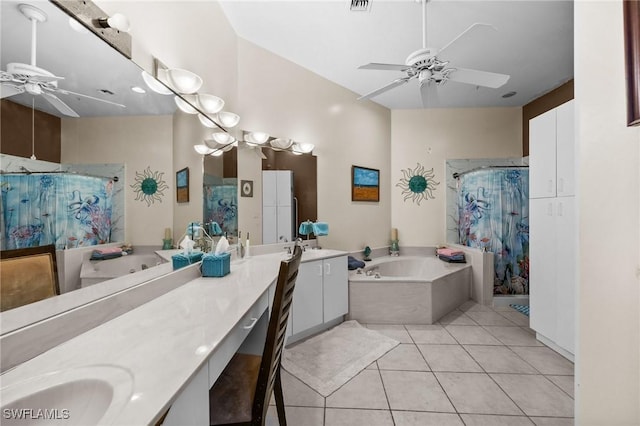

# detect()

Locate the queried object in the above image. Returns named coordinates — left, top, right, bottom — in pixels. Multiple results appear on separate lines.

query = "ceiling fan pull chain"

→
left=31, top=98, right=36, bottom=160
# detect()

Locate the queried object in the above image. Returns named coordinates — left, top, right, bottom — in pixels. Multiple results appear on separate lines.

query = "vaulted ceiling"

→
left=219, top=0, right=574, bottom=109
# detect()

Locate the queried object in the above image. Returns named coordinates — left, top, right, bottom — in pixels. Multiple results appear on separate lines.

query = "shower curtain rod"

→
left=452, top=165, right=528, bottom=179
left=0, top=168, right=119, bottom=182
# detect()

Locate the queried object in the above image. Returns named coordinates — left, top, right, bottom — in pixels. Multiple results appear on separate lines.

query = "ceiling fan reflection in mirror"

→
left=357, top=0, right=510, bottom=107
left=0, top=3, right=125, bottom=117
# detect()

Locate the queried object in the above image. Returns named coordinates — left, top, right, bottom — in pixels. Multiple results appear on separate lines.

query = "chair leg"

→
left=274, top=368, right=287, bottom=426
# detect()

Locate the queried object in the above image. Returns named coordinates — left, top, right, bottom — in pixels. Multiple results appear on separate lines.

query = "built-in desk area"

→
left=0, top=249, right=348, bottom=425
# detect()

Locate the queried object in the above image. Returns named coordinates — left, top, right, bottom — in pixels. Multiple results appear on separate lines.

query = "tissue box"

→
left=202, top=252, right=231, bottom=277
left=171, top=251, right=204, bottom=270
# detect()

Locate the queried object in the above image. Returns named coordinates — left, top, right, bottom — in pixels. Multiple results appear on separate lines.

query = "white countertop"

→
left=0, top=249, right=347, bottom=425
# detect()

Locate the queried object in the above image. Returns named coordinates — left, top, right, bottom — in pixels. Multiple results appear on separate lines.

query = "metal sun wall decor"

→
left=396, top=163, right=440, bottom=205
left=130, top=166, right=169, bottom=206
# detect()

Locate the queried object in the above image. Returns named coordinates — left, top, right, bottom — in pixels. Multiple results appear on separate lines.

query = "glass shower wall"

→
left=457, top=167, right=529, bottom=295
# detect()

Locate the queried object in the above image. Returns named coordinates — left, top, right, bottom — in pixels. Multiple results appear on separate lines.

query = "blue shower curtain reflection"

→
left=457, top=168, right=529, bottom=295
left=203, top=182, right=238, bottom=237
left=0, top=174, right=114, bottom=250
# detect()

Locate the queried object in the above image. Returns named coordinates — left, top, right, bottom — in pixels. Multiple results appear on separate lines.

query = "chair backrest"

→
left=0, top=244, right=60, bottom=312
left=252, top=244, right=303, bottom=424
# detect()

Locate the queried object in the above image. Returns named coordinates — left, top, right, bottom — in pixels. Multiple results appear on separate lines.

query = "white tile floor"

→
left=268, top=301, right=574, bottom=426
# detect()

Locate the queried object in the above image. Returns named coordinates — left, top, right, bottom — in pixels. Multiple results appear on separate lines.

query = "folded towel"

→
left=437, top=248, right=463, bottom=257
left=299, top=221, right=314, bottom=236
left=208, top=221, right=223, bottom=236
left=347, top=256, right=366, bottom=270
left=90, top=247, right=123, bottom=260
left=438, top=253, right=466, bottom=263
left=312, top=222, right=329, bottom=236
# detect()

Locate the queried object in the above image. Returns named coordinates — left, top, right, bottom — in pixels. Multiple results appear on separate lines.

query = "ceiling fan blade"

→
left=357, top=77, right=410, bottom=101
left=28, top=74, right=64, bottom=83
left=447, top=68, right=510, bottom=89
left=438, top=23, right=497, bottom=62
left=419, top=81, right=440, bottom=108
left=54, top=88, right=126, bottom=108
left=358, top=63, right=410, bottom=72
left=1, top=83, right=25, bottom=99
left=41, top=91, right=80, bottom=117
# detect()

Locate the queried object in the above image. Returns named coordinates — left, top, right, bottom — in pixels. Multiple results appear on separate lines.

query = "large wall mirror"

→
left=0, top=0, right=222, bottom=317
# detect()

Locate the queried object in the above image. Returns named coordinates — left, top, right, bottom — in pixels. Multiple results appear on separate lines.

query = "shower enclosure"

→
left=0, top=172, right=115, bottom=250
left=456, top=167, right=529, bottom=295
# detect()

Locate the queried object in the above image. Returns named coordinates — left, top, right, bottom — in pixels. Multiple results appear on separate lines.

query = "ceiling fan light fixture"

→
left=174, top=95, right=199, bottom=114
left=197, top=94, right=225, bottom=114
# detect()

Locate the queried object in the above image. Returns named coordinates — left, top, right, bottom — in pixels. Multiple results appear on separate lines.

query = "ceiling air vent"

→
left=350, top=0, right=370, bottom=12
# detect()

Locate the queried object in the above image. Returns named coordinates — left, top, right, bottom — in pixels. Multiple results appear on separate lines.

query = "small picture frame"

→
left=624, top=0, right=640, bottom=127
left=351, top=165, right=380, bottom=202
left=176, top=167, right=189, bottom=203
left=240, top=180, right=254, bottom=197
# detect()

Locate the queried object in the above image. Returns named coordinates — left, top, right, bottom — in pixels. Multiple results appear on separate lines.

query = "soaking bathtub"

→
left=80, top=254, right=166, bottom=288
left=348, top=256, right=471, bottom=324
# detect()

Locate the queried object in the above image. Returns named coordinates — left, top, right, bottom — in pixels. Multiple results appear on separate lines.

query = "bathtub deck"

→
left=348, top=267, right=471, bottom=324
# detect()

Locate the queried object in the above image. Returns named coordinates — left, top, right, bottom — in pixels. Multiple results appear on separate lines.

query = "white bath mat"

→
left=281, top=320, right=399, bottom=396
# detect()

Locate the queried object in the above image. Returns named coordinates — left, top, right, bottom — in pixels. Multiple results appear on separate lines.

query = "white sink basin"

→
left=0, top=365, right=133, bottom=425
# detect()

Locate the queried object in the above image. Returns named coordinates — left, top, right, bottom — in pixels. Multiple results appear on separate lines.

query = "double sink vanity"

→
left=0, top=248, right=348, bottom=425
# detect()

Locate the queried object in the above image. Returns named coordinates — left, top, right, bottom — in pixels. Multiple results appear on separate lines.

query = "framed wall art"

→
left=176, top=167, right=189, bottom=203
left=351, top=165, right=380, bottom=202
left=624, top=0, right=640, bottom=127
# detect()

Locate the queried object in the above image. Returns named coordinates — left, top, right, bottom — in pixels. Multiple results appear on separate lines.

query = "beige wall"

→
left=236, top=39, right=392, bottom=251
left=61, top=115, right=173, bottom=245
left=391, top=108, right=522, bottom=246
left=575, top=1, right=640, bottom=424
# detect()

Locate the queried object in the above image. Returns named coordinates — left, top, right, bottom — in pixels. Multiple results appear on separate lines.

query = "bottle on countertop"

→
left=245, top=232, right=251, bottom=258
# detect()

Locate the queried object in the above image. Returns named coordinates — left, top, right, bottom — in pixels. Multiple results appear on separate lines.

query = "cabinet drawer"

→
left=208, top=291, right=268, bottom=388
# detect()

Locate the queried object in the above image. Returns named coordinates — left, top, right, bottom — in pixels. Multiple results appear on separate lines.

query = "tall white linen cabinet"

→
left=529, top=99, right=577, bottom=360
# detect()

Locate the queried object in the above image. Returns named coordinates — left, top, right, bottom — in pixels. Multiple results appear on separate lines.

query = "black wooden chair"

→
left=209, top=244, right=303, bottom=426
left=0, top=244, right=60, bottom=312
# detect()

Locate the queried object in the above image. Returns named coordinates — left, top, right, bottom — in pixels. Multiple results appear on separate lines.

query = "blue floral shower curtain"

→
left=203, top=183, right=238, bottom=237
left=0, top=174, right=114, bottom=250
left=457, top=168, right=529, bottom=295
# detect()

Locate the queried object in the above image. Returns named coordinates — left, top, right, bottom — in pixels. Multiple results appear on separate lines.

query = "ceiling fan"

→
left=357, top=0, right=510, bottom=107
left=0, top=3, right=124, bottom=117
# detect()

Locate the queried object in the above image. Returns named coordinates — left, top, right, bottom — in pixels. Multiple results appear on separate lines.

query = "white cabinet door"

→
left=529, top=109, right=557, bottom=199
left=323, top=256, right=348, bottom=321
left=262, top=171, right=277, bottom=206
left=262, top=206, right=277, bottom=244
left=529, top=198, right=557, bottom=341
left=276, top=171, right=293, bottom=207
left=291, top=260, right=323, bottom=335
left=555, top=197, right=576, bottom=353
left=555, top=100, right=575, bottom=197
left=277, top=205, right=293, bottom=242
